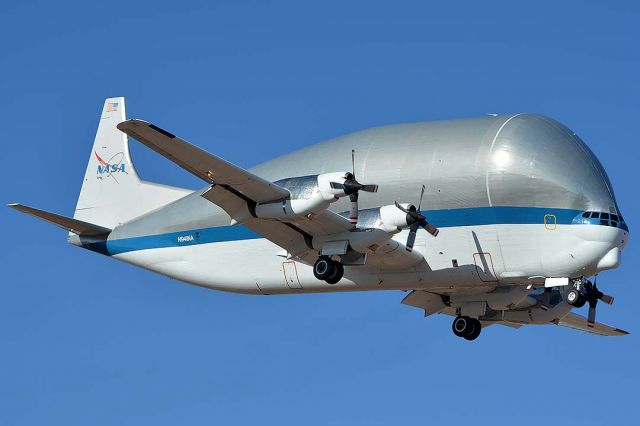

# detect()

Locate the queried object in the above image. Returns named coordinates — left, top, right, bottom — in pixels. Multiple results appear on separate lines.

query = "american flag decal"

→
left=106, top=101, right=119, bottom=112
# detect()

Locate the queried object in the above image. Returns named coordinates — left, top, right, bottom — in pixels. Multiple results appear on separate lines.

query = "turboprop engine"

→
left=378, top=189, right=439, bottom=252
left=378, top=203, right=415, bottom=232
left=503, top=301, right=572, bottom=324
left=253, top=170, right=378, bottom=220
left=313, top=201, right=440, bottom=258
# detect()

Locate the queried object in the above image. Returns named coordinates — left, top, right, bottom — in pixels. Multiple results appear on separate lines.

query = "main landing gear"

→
left=565, top=278, right=614, bottom=326
left=313, top=256, right=344, bottom=284
left=452, top=316, right=482, bottom=341
left=566, top=288, right=587, bottom=308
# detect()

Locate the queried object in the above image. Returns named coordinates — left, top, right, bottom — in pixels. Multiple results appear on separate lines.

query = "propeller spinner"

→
left=395, top=185, right=439, bottom=252
left=330, top=149, right=378, bottom=224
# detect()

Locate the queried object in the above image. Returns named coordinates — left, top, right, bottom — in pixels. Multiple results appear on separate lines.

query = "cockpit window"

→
left=574, top=211, right=628, bottom=231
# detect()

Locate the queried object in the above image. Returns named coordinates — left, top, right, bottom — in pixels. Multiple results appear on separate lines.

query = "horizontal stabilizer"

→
left=558, top=312, right=629, bottom=336
left=117, top=119, right=290, bottom=204
left=9, top=203, right=111, bottom=236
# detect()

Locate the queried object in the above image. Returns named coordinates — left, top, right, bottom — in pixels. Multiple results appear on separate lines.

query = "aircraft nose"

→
left=621, top=228, right=629, bottom=251
left=597, top=247, right=622, bottom=270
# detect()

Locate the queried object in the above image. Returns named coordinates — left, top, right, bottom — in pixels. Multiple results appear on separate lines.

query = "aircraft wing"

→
left=401, top=290, right=524, bottom=329
left=401, top=290, right=628, bottom=336
left=117, top=119, right=290, bottom=204
left=201, top=183, right=352, bottom=262
left=557, top=312, right=629, bottom=336
left=120, top=120, right=354, bottom=262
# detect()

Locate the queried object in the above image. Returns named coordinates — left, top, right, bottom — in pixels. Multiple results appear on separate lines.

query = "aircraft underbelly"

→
left=111, top=223, right=615, bottom=295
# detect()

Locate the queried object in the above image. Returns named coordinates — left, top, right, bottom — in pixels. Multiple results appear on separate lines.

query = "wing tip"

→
left=117, top=119, right=176, bottom=140
left=8, top=203, right=26, bottom=211
left=116, top=118, right=149, bottom=131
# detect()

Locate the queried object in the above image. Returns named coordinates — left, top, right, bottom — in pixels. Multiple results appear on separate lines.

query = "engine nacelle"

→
left=253, top=172, right=351, bottom=220
left=316, top=172, right=352, bottom=198
left=314, top=228, right=396, bottom=254
left=378, top=204, right=412, bottom=233
left=254, top=197, right=328, bottom=219
left=503, top=301, right=572, bottom=324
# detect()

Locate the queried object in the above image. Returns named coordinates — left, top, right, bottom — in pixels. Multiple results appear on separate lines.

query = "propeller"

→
left=538, top=288, right=553, bottom=311
left=330, top=149, right=378, bottom=224
left=395, top=185, right=439, bottom=252
left=583, top=277, right=614, bottom=327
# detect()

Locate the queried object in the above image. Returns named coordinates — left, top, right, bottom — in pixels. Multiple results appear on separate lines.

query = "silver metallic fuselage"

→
left=102, top=114, right=628, bottom=296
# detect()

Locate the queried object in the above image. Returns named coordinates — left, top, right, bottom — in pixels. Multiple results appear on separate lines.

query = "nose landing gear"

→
left=452, top=316, right=482, bottom=341
left=313, top=256, right=344, bottom=284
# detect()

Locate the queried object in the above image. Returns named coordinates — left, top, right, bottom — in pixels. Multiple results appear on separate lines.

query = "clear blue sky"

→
left=1, top=1, right=638, bottom=424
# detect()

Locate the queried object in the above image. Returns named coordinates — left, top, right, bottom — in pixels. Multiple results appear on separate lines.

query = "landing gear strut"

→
left=452, top=316, right=482, bottom=341
left=313, top=256, right=344, bottom=284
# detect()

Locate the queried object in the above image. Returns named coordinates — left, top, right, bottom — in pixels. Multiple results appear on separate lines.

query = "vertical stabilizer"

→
left=74, top=97, right=191, bottom=229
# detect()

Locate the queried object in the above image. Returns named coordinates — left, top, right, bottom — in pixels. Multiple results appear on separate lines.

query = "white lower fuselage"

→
left=110, top=222, right=627, bottom=296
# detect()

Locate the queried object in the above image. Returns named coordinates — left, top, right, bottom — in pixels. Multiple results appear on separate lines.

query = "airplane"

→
left=9, top=97, right=630, bottom=341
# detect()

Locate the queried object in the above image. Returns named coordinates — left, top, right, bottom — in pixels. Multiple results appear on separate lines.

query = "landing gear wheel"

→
left=567, top=289, right=587, bottom=308
left=566, top=289, right=580, bottom=305
left=325, top=262, right=344, bottom=284
left=313, top=257, right=336, bottom=281
left=452, top=316, right=481, bottom=340
left=464, top=318, right=482, bottom=341
left=452, top=316, right=471, bottom=337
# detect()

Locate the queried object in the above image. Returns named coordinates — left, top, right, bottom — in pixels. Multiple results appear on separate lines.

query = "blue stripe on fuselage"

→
left=82, top=206, right=582, bottom=256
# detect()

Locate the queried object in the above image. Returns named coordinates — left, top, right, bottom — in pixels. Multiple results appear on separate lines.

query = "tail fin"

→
left=73, top=97, right=191, bottom=228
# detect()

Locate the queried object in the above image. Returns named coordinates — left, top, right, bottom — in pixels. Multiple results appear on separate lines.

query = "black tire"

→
left=325, top=262, right=344, bottom=284
left=452, top=316, right=470, bottom=337
left=566, top=289, right=581, bottom=306
left=464, top=318, right=482, bottom=341
left=313, top=257, right=336, bottom=281
left=574, top=294, right=587, bottom=308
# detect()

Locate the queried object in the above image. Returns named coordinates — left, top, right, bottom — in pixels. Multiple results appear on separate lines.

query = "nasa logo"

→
left=95, top=151, right=128, bottom=183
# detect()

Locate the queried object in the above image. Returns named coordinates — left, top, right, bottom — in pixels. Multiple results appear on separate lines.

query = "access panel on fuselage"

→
left=282, top=261, right=302, bottom=289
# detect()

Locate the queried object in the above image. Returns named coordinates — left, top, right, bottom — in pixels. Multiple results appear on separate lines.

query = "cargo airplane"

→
left=9, top=97, right=630, bottom=340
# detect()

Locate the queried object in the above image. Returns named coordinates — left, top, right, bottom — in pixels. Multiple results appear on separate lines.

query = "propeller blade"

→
left=600, top=294, right=615, bottom=305
left=361, top=184, right=378, bottom=193
left=424, top=222, right=439, bottom=237
left=395, top=202, right=410, bottom=214
left=351, top=149, right=356, bottom=179
left=348, top=192, right=359, bottom=224
left=539, top=288, right=553, bottom=311
left=417, top=185, right=425, bottom=211
left=587, top=299, right=597, bottom=327
left=330, top=182, right=345, bottom=190
left=406, top=229, right=418, bottom=252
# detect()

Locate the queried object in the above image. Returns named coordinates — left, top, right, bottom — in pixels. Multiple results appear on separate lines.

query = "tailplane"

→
left=8, top=203, right=111, bottom=237
left=73, top=97, right=191, bottom=228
